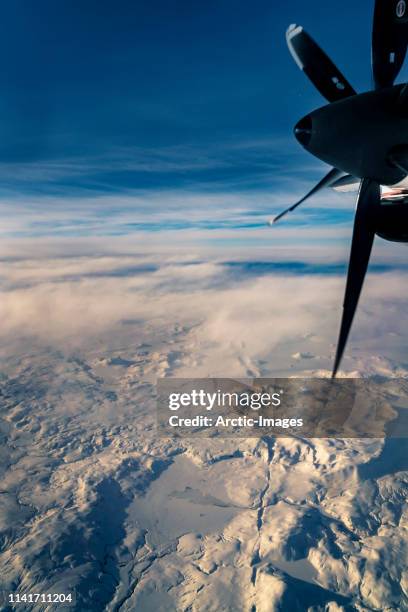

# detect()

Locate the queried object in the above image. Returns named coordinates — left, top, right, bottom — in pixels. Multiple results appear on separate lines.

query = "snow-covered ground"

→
left=0, top=251, right=407, bottom=611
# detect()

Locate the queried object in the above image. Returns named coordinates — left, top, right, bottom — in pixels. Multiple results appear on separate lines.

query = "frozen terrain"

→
left=0, top=250, right=407, bottom=611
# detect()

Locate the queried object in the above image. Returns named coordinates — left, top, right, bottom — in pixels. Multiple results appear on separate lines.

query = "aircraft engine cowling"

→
left=375, top=197, right=408, bottom=242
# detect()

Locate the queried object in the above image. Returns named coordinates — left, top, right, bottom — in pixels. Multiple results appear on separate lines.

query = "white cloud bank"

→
left=1, top=247, right=407, bottom=377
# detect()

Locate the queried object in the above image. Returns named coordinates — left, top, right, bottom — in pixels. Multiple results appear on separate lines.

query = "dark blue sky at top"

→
left=0, top=0, right=406, bottom=196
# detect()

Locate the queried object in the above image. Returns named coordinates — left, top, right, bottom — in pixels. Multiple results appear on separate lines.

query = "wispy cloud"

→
left=0, top=137, right=331, bottom=197
left=0, top=178, right=354, bottom=241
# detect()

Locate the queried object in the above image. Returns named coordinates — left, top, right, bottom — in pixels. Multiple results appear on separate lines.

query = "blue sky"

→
left=2, top=0, right=408, bottom=265
left=0, top=0, right=404, bottom=197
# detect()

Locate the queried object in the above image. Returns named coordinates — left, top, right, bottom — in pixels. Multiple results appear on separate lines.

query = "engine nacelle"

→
left=375, top=197, right=408, bottom=242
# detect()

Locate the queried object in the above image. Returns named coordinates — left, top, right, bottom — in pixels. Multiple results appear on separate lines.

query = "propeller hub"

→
left=294, top=115, right=312, bottom=147
left=295, top=87, right=408, bottom=185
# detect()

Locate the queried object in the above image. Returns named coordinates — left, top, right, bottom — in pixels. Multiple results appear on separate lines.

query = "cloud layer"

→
left=1, top=246, right=408, bottom=378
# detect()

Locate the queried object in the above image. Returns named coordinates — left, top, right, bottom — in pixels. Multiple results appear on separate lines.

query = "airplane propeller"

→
left=273, top=0, right=408, bottom=376
left=270, top=167, right=343, bottom=224
left=332, top=179, right=380, bottom=378
left=372, top=0, right=408, bottom=89
left=286, top=24, right=356, bottom=103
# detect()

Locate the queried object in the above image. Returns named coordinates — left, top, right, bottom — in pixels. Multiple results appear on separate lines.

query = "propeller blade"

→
left=332, top=179, right=380, bottom=378
left=330, top=174, right=360, bottom=192
left=372, top=0, right=408, bottom=89
left=286, top=24, right=356, bottom=102
left=270, top=167, right=343, bottom=224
